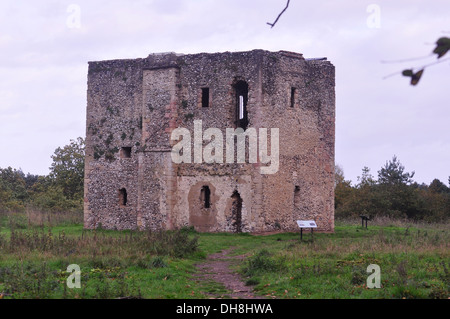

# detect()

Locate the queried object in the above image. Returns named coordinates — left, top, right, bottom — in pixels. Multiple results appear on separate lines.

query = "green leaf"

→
left=410, top=69, right=424, bottom=86
left=433, top=37, right=450, bottom=58
left=402, top=69, right=413, bottom=77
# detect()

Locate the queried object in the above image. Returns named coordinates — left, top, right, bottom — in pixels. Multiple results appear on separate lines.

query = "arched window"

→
left=200, top=185, right=211, bottom=208
left=119, top=188, right=127, bottom=207
left=234, top=80, right=249, bottom=130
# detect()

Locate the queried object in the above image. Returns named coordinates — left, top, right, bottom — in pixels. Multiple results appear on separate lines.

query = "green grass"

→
left=0, top=211, right=448, bottom=299
left=235, top=223, right=449, bottom=299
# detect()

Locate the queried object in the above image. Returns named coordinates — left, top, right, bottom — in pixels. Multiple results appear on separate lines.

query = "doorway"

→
left=230, top=190, right=242, bottom=233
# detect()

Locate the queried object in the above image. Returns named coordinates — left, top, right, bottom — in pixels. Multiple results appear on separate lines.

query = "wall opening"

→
left=201, top=88, right=210, bottom=108
left=119, top=188, right=127, bottom=207
left=234, top=81, right=249, bottom=130
left=290, top=87, right=296, bottom=108
left=200, top=185, right=211, bottom=208
left=294, top=185, right=300, bottom=213
left=120, top=147, right=132, bottom=158
left=230, top=190, right=242, bottom=233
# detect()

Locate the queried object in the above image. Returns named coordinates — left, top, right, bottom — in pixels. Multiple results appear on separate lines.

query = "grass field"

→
left=0, top=211, right=448, bottom=299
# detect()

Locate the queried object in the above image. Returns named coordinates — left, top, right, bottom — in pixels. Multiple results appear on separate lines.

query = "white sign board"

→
left=296, top=220, right=317, bottom=228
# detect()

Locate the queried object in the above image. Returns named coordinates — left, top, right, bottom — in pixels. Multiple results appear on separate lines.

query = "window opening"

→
left=294, top=185, right=300, bottom=208
left=234, top=81, right=249, bottom=130
left=201, top=88, right=210, bottom=108
left=201, top=185, right=211, bottom=208
left=120, top=147, right=132, bottom=158
left=231, top=191, right=242, bottom=233
left=290, top=87, right=296, bottom=108
left=119, top=188, right=128, bottom=207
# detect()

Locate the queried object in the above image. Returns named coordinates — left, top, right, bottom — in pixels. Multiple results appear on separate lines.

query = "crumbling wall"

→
left=84, top=50, right=335, bottom=233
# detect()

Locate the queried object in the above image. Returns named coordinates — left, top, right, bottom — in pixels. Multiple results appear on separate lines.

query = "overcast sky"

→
left=1, top=0, right=449, bottom=185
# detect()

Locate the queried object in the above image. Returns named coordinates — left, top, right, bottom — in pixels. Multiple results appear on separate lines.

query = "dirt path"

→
left=193, top=247, right=263, bottom=299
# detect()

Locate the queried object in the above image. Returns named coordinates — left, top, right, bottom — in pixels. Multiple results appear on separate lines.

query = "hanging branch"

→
left=267, top=0, right=290, bottom=28
left=383, top=57, right=450, bottom=83
left=384, top=37, right=450, bottom=85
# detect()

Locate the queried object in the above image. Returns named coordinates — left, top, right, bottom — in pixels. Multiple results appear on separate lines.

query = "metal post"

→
left=300, top=228, right=303, bottom=241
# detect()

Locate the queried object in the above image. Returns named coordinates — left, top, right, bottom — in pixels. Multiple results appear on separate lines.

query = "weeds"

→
left=0, top=262, right=60, bottom=298
left=238, top=220, right=448, bottom=299
left=350, top=266, right=367, bottom=286
left=242, top=249, right=286, bottom=277
left=0, top=227, right=198, bottom=259
left=0, top=210, right=83, bottom=230
left=0, top=213, right=448, bottom=299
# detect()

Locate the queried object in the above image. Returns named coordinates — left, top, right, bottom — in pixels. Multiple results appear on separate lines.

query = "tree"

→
left=334, top=157, right=448, bottom=221
left=49, top=137, right=85, bottom=200
left=377, top=156, right=423, bottom=219
left=0, top=167, right=29, bottom=206
left=429, top=178, right=449, bottom=194
left=334, top=164, right=347, bottom=187
left=357, top=166, right=376, bottom=187
left=334, top=164, right=354, bottom=214
left=0, top=167, right=41, bottom=212
left=378, top=155, right=415, bottom=185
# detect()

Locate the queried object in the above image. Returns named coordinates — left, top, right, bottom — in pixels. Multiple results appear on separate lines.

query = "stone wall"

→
left=84, top=50, right=335, bottom=233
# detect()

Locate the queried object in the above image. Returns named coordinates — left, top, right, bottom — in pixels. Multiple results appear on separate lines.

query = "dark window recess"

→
left=294, top=185, right=300, bottom=208
left=201, top=88, right=210, bottom=108
left=201, top=185, right=211, bottom=208
left=234, top=81, right=249, bottom=130
left=120, top=147, right=132, bottom=158
left=119, top=188, right=128, bottom=207
left=290, top=87, right=296, bottom=108
left=231, top=190, right=242, bottom=233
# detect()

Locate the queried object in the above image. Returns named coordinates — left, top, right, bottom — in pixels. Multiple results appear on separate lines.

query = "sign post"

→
left=359, top=215, right=371, bottom=229
left=296, top=220, right=317, bottom=241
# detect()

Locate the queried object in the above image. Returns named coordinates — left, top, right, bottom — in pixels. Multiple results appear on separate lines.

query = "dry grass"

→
left=0, top=209, right=83, bottom=230
left=0, top=227, right=199, bottom=261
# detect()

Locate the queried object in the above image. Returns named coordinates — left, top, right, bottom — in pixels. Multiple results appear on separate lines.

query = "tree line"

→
left=0, top=138, right=84, bottom=213
left=335, top=156, right=450, bottom=222
left=1, top=138, right=449, bottom=222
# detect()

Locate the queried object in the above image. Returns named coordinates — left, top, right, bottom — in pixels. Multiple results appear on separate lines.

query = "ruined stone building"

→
left=84, top=49, right=335, bottom=233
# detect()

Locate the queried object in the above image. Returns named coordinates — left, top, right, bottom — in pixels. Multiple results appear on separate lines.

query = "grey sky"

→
left=0, top=0, right=449, bottom=185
